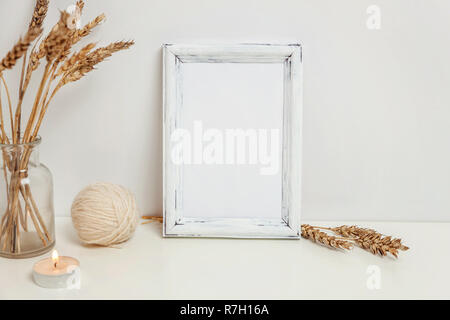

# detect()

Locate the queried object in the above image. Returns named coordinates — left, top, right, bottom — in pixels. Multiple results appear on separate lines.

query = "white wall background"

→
left=0, top=0, right=449, bottom=222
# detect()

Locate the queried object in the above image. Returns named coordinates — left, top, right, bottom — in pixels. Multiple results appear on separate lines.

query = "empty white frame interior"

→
left=163, top=44, right=302, bottom=238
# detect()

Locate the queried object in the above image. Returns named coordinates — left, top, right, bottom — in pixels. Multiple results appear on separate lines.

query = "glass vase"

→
left=0, top=137, right=55, bottom=258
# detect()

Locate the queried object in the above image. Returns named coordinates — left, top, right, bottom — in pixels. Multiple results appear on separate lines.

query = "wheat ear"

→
left=22, top=11, right=72, bottom=144
left=330, top=225, right=409, bottom=257
left=76, top=0, right=85, bottom=13
left=59, top=41, right=135, bottom=87
left=16, top=38, right=43, bottom=143
left=17, top=0, right=49, bottom=140
left=141, top=216, right=163, bottom=224
left=0, top=26, right=42, bottom=142
left=140, top=216, right=409, bottom=258
left=29, top=0, right=49, bottom=30
left=0, top=27, right=43, bottom=74
left=301, top=224, right=354, bottom=250
left=41, top=11, right=72, bottom=63
left=55, top=42, right=96, bottom=77
left=71, top=14, right=106, bottom=46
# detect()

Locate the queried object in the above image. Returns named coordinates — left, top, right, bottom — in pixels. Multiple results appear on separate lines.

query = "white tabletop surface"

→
left=0, top=217, right=448, bottom=300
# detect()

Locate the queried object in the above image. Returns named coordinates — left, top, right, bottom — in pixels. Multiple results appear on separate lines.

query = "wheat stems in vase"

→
left=0, top=0, right=134, bottom=256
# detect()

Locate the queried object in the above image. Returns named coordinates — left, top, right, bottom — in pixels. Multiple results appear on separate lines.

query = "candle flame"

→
left=51, top=250, right=59, bottom=268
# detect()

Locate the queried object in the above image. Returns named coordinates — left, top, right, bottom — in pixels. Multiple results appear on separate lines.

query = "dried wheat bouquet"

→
left=0, top=0, right=134, bottom=254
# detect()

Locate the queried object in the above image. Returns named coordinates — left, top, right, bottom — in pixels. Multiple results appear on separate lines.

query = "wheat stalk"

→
left=71, top=14, right=106, bottom=46
left=55, top=42, right=96, bottom=77
left=301, top=224, right=354, bottom=250
left=76, top=0, right=85, bottom=13
left=23, top=40, right=44, bottom=94
left=328, top=225, right=409, bottom=257
left=16, top=38, right=44, bottom=143
left=0, top=27, right=43, bottom=74
left=29, top=0, right=49, bottom=30
left=41, top=11, right=72, bottom=63
left=30, top=41, right=134, bottom=142
left=12, top=0, right=49, bottom=142
left=56, top=41, right=134, bottom=88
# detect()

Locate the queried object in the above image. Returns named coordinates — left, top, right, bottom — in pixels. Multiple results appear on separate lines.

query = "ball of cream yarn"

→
left=71, top=182, right=138, bottom=247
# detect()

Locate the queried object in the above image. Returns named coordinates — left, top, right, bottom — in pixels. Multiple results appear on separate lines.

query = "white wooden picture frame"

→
left=163, top=43, right=302, bottom=239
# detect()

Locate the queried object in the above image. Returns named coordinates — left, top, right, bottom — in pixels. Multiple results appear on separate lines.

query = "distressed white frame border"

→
left=163, top=43, right=302, bottom=239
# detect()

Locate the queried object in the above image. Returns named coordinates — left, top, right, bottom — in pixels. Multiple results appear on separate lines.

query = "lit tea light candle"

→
left=32, top=250, right=80, bottom=289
